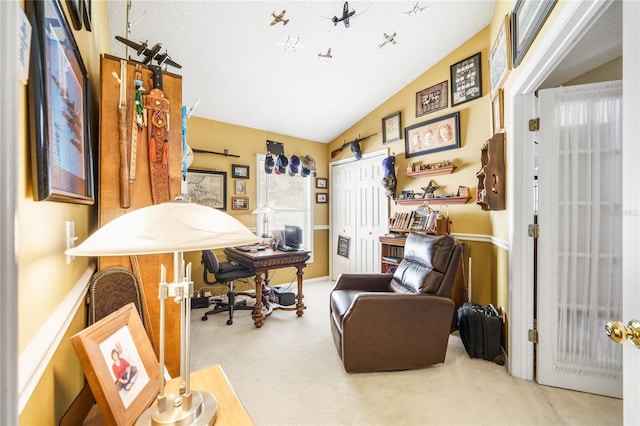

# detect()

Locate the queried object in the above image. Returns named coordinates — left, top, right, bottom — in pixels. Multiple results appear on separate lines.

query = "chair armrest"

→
left=332, top=273, right=392, bottom=292
left=343, top=293, right=454, bottom=328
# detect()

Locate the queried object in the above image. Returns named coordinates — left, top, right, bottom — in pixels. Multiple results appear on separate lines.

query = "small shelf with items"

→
left=395, top=196, right=470, bottom=206
left=406, top=164, right=457, bottom=178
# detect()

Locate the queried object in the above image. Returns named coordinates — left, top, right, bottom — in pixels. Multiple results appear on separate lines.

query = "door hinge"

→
left=528, top=223, right=540, bottom=238
left=528, top=329, right=539, bottom=344
left=529, top=118, right=540, bottom=131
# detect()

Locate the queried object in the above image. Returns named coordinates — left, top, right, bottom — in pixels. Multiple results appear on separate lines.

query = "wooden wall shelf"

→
left=406, top=165, right=457, bottom=178
left=395, top=196, right=470, bottom=206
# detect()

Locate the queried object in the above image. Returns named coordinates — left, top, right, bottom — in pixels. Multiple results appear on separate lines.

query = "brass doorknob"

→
left=605, top=319, right=640, bottom=347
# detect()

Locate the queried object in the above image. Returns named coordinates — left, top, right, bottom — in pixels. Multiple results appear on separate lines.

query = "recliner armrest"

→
left=332, top=273, right=392, bottom=292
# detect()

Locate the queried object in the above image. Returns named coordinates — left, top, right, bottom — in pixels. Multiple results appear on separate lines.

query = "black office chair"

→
left=200, top=250, right=255, bottom=325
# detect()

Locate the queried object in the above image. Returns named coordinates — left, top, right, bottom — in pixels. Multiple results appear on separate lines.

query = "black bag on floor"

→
left=457, top=303, right=504, bottom=365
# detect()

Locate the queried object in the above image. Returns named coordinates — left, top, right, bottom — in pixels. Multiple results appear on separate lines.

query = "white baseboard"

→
left=18, top=262, right=96, bottom=414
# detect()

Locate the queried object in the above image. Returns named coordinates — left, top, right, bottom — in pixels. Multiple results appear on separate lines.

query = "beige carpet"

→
left=189, top=280, right=622, bottom=426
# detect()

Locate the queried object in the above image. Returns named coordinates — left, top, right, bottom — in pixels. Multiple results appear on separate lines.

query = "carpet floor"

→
left=189, top=279, right=622, bottom=426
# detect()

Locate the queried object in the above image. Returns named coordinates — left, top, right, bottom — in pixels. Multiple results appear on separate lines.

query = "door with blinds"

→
left=330, top=151, right=388, bottom=280
left=536, top=81, right=623, bottom=397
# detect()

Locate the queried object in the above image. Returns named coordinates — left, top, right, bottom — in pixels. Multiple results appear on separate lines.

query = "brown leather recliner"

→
left=330, top=232, right=462, bottom=373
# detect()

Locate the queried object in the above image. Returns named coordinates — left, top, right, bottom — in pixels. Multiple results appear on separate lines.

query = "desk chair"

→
left=201, top=250, right=254, bottom=325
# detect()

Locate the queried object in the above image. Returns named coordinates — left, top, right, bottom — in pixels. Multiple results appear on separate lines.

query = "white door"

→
left=330, top=151, right=388, bottom=279
left=536, top=81, right=623, bottom=397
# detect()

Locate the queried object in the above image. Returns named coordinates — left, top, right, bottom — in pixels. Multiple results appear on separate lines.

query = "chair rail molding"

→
left=18, top=263, right=96, bottom=414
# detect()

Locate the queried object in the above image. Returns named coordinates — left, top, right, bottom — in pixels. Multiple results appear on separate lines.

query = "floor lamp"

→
left=66, top=199, right=260, bottom=425
left=251, top=205, right=276, bottom=242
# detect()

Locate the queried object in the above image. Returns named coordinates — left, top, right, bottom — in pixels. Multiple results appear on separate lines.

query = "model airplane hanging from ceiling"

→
left=318, top=48, right=332, bottom=59
left=403, top=2, right=428, bottom=17
left=277, top=36, right=304, bottom=51
left=379, top=32, right=397, bottom=49
left=332, top=2, right=356, bottom=28
left=115, top=36, right=182, bottom=69
left=270, top=10, right=289, bottom=26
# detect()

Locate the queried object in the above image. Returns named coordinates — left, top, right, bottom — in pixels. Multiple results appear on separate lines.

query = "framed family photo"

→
left=382, top=111, right=402, bottom=144
left=27, top=0, right=95, bottom=205
left=70, top=303, right=160, bottom=426
left=416, top=81, right=448, bottom=117
left=404, top=112, right=461, bottom=158
left=450, top=52, right=482, bottom=106
left=187, top=169, right=227, bottom=210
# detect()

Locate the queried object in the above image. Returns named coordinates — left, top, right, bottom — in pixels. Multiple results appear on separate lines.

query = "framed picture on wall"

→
left=382, top=111, right=402, bottom=144
left=450, top=52, right=482, bottom=106
left=512, top=0, right=557, bottom=67
left=232, top=196, right=249, bottom=210
left=187, top=169, right=227, bottom=210
left=416, top=81, right=448, bottom=117
left=27, top=0, right=95, bottom=205
left=316, top=193, right=328, bottom=204
left=231, top=164, right=250, bottom=179
left=404, top=112, right=461, bottom=158
left=492, top=89, right=505, bottom=134
left=489, top=14, right=512, bottom=97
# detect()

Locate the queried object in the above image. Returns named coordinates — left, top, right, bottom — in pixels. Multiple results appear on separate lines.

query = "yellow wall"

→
left=184, top=117, right=330, bottom=293
left=18, top=1, right=111, bottom=423
left=328, top=27, right=499, bottom=308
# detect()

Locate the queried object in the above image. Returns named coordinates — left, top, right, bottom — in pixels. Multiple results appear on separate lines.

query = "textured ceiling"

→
left=107, top=1, right=496, bottom=143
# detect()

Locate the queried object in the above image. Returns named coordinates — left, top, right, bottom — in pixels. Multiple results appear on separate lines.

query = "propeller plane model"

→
left=403, top=2, right=428, bottom=17
left=332, top=1, right=356, bottom=28
left=379, top=32, right=397, bottom=49
left=318, top=48, right=332, bottom=59
left=270, top=10, right=289, bottom=26
left=115, top=36, right=182, bottom=69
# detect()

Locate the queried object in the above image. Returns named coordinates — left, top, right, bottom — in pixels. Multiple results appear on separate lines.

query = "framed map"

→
left=187, top=169, right=227, bottom=210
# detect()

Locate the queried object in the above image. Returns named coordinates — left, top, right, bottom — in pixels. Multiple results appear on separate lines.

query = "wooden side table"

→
left=83, top=365, right=253, bottom=425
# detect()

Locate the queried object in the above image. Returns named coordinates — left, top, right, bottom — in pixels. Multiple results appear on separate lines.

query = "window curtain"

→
left=550, top=81, right=622, bottom=377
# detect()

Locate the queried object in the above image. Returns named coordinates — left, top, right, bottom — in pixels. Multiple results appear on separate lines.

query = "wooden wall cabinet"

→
left=476, top=132, right=505, bottom=210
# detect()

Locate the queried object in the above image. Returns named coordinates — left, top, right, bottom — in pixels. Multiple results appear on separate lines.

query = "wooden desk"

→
left=82, top=365, right=253, bottom=425
left=224, top=247, right=310, bottom=328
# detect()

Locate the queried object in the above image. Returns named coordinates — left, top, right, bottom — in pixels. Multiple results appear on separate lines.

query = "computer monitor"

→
left=284, top=225, right=303, bottom=249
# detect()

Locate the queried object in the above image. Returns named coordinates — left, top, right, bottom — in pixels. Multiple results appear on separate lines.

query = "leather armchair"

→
left=330, top=233, right=462, bottom=373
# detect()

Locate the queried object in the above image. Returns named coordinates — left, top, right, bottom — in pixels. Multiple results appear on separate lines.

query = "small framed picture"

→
left=450, top=52, right=482, bottom=106
left=382, top=111, right=402, bottom=144
left=231, top=164, right=250, bottom=179
left=232, top=196, right=249, bottom=210
left=235, top=180, right=246, bottom=195
left=316, top=193, right=328, bottom=204
left=316, top=178, right=328, bottom=188
left=492, top=89, right=505, bottom=134
left=70, top=304, right=160, bottom=426
left=416, top=81, right=448, bottom=117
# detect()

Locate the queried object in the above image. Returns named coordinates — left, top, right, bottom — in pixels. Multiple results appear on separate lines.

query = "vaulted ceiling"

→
left=107, top=1, right=496, bottom=143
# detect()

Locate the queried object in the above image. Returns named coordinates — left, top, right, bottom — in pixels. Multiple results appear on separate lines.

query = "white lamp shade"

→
left=251, top=205, right=276, bottom=215
left=65, top=201, right=261, bottom=256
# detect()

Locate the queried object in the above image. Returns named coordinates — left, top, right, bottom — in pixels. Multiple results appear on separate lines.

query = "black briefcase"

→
left=457, top=303, right=504, bottom=365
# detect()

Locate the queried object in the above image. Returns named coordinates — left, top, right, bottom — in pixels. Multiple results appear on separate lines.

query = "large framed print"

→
left=27, top=0, right=95, bottom=204
left=489, top=14, right=512, bottom=97
left=450, top=53, right=482, bottom=106
left=416, top=81, right=448, bottom=117
left=512, top=0, right=557, bottom=67
left=71, top=303, right=160, bottom=426
left=404, top=112, right=461, bottom=159
left=187, top=169, right=227, bottom=210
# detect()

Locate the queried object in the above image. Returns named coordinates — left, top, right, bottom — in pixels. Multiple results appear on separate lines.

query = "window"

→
left=256, top=154, right=313, bottom=258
